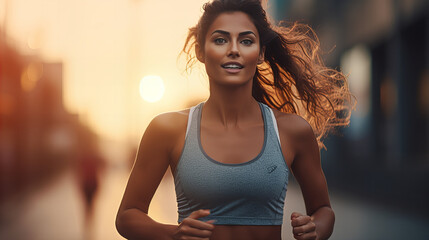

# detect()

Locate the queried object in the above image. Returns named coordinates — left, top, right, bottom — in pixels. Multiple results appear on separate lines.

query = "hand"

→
left=173, top=209, right=215, bottom=240
left=291, top=212, right=317, bottom=240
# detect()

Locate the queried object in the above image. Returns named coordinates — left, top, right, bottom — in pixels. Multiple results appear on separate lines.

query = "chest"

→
left=200, top=123, right=265, bottom=164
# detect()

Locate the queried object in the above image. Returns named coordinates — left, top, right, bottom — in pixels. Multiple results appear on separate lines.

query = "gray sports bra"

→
left=173, top=102, right=289, bottom=225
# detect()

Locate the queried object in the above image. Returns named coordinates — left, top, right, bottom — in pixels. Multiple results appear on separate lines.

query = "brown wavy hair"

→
left=182, top=0, right=356, bottom=149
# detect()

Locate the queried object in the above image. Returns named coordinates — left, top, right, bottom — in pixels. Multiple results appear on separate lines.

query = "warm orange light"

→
left=27, top=33, right=43, bottom=50
left=21, top=62, right=44, bottom=92
left=139, top=75, right=165, bottom=103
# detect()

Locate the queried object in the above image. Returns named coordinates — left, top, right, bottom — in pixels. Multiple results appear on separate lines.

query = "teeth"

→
left=223, top=64, right=242, bottom=69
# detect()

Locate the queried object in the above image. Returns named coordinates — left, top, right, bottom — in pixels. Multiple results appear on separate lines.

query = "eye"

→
left=241, top=39, right=253, bottom=46
left=214, top=38, right=227, bottom=45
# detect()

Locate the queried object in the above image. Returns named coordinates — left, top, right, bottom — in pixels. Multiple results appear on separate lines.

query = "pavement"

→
left=1, top=167, right=428, bottom=240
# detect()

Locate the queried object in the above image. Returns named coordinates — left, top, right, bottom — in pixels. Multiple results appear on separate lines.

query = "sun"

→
left=139, top=75, right=165, bottom=103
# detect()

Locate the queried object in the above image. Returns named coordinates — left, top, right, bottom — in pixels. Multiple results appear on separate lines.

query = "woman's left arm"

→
left=287, top=116, right=335, bottom=240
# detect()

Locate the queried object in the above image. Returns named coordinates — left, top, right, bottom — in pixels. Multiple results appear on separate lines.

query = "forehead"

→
left=206, top=11, right=259, bottom=37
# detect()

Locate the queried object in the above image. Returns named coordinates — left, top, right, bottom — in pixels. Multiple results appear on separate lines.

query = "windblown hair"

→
left=182, top=0, right=356, bottom=149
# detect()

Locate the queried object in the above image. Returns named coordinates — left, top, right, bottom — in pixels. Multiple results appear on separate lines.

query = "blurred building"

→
left=271, top=0, right=429, bottom=214
left=0, top=30, right=102, bottom=202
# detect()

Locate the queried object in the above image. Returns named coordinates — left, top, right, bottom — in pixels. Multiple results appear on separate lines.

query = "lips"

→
left=221, top=62, right=244, bottom=69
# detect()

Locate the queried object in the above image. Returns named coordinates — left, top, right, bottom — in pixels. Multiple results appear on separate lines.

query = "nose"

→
left=227, top=41, right=240, bottom=58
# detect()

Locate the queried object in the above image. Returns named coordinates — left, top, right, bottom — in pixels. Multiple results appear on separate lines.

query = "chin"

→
left=214, top=76, right=253, bottom=87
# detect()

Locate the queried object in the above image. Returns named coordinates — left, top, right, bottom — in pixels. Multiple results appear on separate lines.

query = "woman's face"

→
left=197, top=11, right=264, bottom=87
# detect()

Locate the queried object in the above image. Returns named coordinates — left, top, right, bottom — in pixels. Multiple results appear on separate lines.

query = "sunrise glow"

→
left=139, top=75, right=165, bottom=103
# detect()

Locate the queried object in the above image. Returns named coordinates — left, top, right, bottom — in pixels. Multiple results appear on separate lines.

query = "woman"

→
left=116, top=0, right=354, bottom=239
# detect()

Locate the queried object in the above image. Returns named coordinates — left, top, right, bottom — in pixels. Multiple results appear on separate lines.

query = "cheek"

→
left=243, top=47, right=261, bottom=63
left=204, top=45, right=225, bottom=63
left=203, top=46, right=226, bottom=77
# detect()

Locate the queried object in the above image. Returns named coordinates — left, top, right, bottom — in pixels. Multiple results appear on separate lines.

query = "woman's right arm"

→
left=115, top=112, right=215, bottom=240
left=116, top=113, right=178, bottom=239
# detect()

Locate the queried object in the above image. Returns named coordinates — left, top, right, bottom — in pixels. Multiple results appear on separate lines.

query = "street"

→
left=1, top=166, right=428, bottom=240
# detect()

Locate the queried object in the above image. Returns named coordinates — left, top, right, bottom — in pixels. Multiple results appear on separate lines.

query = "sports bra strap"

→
left=185, top=105, right=197, bottom=138
left=268, top=108, right=281, bottom=145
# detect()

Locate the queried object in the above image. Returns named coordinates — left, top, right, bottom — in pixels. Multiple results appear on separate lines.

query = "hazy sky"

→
left=2, top=0, right=210, bottom=142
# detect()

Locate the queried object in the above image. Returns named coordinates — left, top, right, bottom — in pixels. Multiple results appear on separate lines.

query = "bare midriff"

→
left=210, top=225, right=282, bottom=240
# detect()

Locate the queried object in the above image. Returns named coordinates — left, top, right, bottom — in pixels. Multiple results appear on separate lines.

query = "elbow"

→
left=115, top=208, right=156, bottom=240
left=328, top=208, right=335, bottom=237
left=115, top=207, right=174, bottom=240
left=115, top=212, right=127, bottom=238
left=324, top=206, right=335, bottom=239
left=311, top=205, right=335, bottom=240
left=116, top=209, right=136, bottom=239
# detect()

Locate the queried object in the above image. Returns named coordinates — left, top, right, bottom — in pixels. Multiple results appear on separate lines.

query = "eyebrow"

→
left=211, top=30, right=256, bottom=37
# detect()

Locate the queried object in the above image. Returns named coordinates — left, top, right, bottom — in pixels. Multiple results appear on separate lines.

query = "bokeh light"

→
left=139, top=75, right=165, bottom=103
left=20, top=62, right=44, bottom=92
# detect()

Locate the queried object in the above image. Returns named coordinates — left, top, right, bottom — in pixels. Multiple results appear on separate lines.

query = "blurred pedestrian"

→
left=76, top=151, right=105, bottom=239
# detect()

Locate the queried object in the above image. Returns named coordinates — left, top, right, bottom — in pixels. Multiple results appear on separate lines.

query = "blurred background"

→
left=0, top=0, right=428, bottom=239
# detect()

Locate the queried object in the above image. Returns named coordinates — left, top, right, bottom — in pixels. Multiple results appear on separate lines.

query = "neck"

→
left=203, top=81, right=260, bottom=128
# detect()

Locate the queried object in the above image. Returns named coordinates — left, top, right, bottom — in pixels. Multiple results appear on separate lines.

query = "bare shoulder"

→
left=272, top=108, right=315, bottom=141
left=140, top=109, right=190, bottom=150
left=148, top=109, right=190, bottom=133
left=271, top=108, right=319, bottom=168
